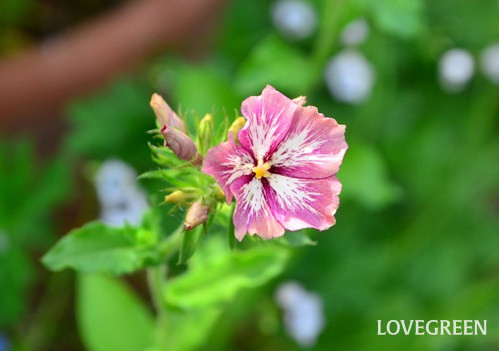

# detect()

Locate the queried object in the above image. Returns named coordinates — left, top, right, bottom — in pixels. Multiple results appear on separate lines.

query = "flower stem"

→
left=147, top=265, right=170, bottom=350
left=146, top=223, right=185, bottom=349
left=148, top=223, right=185, bottom=315
left=158, top=224, right=185, bottom=261
left=147, top=264, right=167, bottom=318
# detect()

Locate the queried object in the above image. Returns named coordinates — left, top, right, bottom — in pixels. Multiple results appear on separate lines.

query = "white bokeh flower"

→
left=480, top=43, right=499, bottom=85
left=438, top=49, right=475, bottom=93
left=340, top=18, right=370, bottom=47
left=275, top=281, right=326, bottom=347
left=325, top=49, right=375, bottom=104
left=271, top=0, right=317, bottom=41
left=94, top=159, right=149, bottom=226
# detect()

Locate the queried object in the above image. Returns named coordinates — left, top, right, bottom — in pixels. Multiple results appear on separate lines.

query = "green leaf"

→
left=157, top=308, right=222, bottom=351
left=165, top=241, right=290, bottom=309
left=146, top=144, right=212, bottom=188
left=177, top=226, right=203, bottom=264
left=42, top=222, right=155, bottom=275
left=138, top=169, right=166, bottom=181
left=77, top=274, right=154, bottom=351
left=235, top=35, right=315, bottom=96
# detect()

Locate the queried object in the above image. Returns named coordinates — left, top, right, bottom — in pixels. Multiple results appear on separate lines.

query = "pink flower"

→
left=202, top=86, right=347, bottom=241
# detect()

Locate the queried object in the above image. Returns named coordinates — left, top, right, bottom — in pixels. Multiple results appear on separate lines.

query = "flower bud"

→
left=150, top=93, right=186, bottom=133
left=228, top=117, right=246, bottom=140
left=161, top=125, right=199, bottom=161
left=184, top=201, right=210, bottom=231
left=198, top=113, right=213, bottom=154
left=164, top=190, right=197, bottom=204
left=292, top=96, right=307, bottom=106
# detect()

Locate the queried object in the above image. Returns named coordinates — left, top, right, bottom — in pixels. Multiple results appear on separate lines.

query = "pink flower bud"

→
left=161, top=125, right=199, bottom=161
left=150, top=93, right=186, bottom=133
left=184, top=201, right=210, bottom=230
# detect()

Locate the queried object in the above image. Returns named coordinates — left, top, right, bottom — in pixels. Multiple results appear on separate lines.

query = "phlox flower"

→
left=203, top=86, right=347, bottom=240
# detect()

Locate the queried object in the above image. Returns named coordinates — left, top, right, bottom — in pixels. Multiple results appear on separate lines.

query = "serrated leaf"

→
left=42, top=222, right=155, bottom=275
left=77, top=274, right=154, bottom=351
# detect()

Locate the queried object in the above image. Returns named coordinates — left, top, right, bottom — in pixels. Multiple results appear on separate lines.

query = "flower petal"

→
left=264, top=174, right=341, bottom=231
left=202, top=134, right=255, bottom=203
left=231, top=176, right=285, bottom=241
left=271, top=105, right=347, bottom=179
left=239, top=85, right=298, bottom=161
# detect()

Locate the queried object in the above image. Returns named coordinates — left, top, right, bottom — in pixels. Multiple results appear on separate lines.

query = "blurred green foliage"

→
left=152, top=0, right=498, bottom=349
left=2, top=0, right=499, bottom=350
left=0, top=141, right=71, bottom=328
left=235, top=35, right=315, bottom=95
left=64, top=80, right=155, bottom=169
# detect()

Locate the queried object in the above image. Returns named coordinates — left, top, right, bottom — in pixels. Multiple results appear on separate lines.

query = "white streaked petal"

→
left=202, top=135, right=255, bottom=204
left=265, top=174, right=341, bottom=231
left=231, top=176, right=285, bottom=240
left=270, top=105, right=347, bottom=179
left=239, top=85, right=298, bottom=161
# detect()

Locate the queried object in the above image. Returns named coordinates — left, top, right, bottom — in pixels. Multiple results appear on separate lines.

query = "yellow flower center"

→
left=252, top=159, right=271, bottom=179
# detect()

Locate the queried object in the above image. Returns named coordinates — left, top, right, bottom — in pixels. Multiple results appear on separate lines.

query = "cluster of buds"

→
left=150, top=93, right=231, bottom=231
left=151, top=86, right=347, bottom=241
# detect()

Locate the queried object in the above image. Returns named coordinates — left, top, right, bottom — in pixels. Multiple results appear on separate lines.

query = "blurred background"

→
left=0, top=0, right=498, bottom=350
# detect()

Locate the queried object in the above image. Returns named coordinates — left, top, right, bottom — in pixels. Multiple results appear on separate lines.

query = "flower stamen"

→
left=252, top=159, right=271, bottom=179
